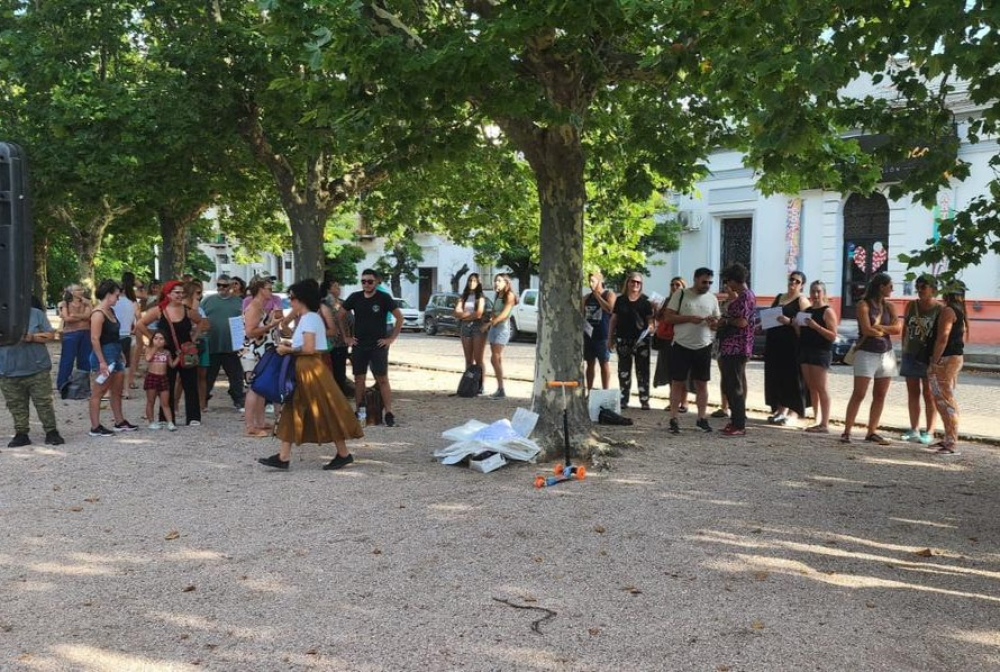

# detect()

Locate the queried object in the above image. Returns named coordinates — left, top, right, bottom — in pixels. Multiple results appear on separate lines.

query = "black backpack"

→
left=457, top=364, right=483, bottom=398
left=60, top=369, right=91, bottom=400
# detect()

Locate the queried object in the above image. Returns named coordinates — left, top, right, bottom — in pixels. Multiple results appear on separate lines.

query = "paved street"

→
left=393, top=332, right=1000, bottom=443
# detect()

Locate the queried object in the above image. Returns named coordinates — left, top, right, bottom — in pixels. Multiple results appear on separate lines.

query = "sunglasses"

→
left=217, top=283, right=230, bottom=288
left=789, top=278, right=803, bottom=284
left=361, top=278, right=376, bottom=285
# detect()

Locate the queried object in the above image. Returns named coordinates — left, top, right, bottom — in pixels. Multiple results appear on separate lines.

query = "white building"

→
left=646, top=76, right=1000, bottom=345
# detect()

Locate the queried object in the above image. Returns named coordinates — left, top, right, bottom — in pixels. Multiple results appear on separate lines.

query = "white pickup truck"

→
left=508, top=288, right=539, bottom=341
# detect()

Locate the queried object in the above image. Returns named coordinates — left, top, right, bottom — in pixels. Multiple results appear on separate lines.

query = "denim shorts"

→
left=89, top=342, right=125, bottom=373
left=899, top=352, right=929, bottom=378
left=488, top=322, right=511, bottom=346
left=460, top=320, right=485, bottom=339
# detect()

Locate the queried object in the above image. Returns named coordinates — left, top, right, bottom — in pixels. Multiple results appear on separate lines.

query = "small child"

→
left=144, top=332, right=178, bottom=430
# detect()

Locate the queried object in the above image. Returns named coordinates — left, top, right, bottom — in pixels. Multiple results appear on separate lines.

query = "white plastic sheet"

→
left=435, top=410, right=542, bottom=466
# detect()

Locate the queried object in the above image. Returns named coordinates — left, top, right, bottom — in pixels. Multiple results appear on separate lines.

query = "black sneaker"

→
left=384, top=412, right=396, bottom=427
left=45, top=430, right=65, bottom=446
left=114, top=420, right=139, bottom=432
left=7, top=433, right=31, bottom=448
left=696, top=418, right=713, bottom=433
left=323, top=453, right=354, bottom=470
left=669, top=418, right=680, bottom=434
left=257, top=454, right=289, bottom=470
left=89, top=425, right=114, bottom=437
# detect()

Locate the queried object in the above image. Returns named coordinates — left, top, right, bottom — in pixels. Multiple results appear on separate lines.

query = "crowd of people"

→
left=582, top=265, right=970, bottom=453
left=0, top=265, right=973, bottom=461
left=0, top=269, right=406, bottom=470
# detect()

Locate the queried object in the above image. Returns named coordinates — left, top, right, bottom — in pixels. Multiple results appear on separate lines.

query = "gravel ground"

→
left=2, top=365, right=1000, bottom=671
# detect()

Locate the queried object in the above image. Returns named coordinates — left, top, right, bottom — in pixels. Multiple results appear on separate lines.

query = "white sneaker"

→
left=189, top=420, right=201, bottom=427
left=265, top=404, right=275, bottom=414
left=357, top=406, right=367, bottom=422
left=166, top=422, right=177, bottom=432
left=148, top=421, right=162, bottom=430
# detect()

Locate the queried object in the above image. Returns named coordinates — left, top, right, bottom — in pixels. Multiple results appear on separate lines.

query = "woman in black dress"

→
left=764, top=271, right=811, bottom=424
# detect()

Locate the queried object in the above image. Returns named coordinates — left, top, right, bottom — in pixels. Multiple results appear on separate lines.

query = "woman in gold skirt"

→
left=258, top=279, right=363, bottom=470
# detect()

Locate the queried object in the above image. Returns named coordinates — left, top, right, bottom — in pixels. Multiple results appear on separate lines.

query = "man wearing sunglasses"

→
left=200, top=275, right=246, bottom=412
left=342, top=269, right=404, bottom=427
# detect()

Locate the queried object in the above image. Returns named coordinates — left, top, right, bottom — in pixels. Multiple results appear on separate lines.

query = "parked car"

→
left=423, top=292, right=462, bottom=336
left=509, top=288, right=539, bottom=341
left=394, top=297, right=423, bottom=331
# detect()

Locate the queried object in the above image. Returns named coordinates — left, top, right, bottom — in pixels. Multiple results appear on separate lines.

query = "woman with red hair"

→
left=135, top=280, right=204, bottom=426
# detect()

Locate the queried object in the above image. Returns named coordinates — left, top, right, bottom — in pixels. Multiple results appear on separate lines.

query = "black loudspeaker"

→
left=0, top=142, right=33, bottom=346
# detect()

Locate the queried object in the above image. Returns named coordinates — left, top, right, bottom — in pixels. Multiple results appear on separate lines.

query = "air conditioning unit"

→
left=676, top=210, right=702, bottom=232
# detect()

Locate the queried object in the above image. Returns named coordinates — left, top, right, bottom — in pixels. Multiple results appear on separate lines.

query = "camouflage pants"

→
left=0, top=371, right=58, bottom=434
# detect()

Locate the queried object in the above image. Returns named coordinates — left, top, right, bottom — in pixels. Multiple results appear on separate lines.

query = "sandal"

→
left=805, top=425, right=829, bottom=434
left=865, top=433, right=892, bottom=446
left=245, top=429, right=270, bottom=438
left=839, top=433, right=852, bottom=444
left=933, top=445, right=960, bottom=456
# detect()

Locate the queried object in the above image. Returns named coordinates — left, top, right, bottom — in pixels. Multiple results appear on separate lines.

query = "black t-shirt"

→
left=344, top=290, right=397, bottom=346
left=613, top=295, right=653, bottom=340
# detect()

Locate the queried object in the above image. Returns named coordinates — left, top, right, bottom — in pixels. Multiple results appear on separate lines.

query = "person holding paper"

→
left=582, top=271, right=616, bottom=391
left=794, top=280, right=839, bottom=433
left=716, top=263, right=756, bottom=437
left=662, top=267, right=722, bottom=433
left=607, top=272, right=654, bottom=409
left=763, top=271, right=811, bottom=425
left=201, top=275, right=247, bottom=413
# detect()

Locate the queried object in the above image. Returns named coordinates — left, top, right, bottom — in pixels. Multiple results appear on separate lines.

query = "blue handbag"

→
left=250, top=349, right=296, bottom=404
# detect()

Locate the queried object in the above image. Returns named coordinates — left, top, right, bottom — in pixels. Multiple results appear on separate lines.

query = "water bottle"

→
left=96, top=361, right=114, bottom=385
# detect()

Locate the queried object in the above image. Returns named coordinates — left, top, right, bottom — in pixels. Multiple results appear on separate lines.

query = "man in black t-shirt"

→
left=342, top=269, right=404, bottom=426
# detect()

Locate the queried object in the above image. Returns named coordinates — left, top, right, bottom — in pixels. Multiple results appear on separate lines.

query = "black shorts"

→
left=119, top=336, right=133, bottom=367
left=583, top=336, right=611, bottom=364
left=670, top=343, right=712, bottom=382
left=352, top=345, right=389, bottom=377
left=798, top=346, right=832, bottom=369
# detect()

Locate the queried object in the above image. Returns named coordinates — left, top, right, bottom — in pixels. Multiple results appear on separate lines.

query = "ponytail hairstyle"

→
left=942, top=282, right=970, bottom=339
left=863, top=272, right=893, bottom=307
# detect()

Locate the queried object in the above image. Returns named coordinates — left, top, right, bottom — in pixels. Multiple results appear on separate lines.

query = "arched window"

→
left=841, top=193, right=890, bottom=320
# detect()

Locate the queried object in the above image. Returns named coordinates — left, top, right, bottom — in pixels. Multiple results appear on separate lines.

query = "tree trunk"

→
left=34, top=231, right=49, bottom=306
left=508, top=122, right=591, bottom=460
left=289, top=208, right=327, bottom=282
left=53, top=198, right=131, bottom=293
left=390, top=274, right=402, bottom=297
left=75, top=229, right=102, bottom=293
left=158, top=204, right=208, bottom=280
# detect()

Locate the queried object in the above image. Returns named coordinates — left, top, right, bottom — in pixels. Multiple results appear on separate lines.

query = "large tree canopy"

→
left=288, top=1, right=968, bottom=452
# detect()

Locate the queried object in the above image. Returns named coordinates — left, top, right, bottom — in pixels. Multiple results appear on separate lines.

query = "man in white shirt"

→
left=662, top=267, right=721, bottom=433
